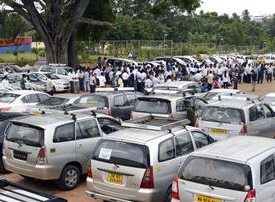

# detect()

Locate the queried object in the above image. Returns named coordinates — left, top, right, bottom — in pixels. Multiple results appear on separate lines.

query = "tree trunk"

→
left=68, top=32, right=78, bottom=68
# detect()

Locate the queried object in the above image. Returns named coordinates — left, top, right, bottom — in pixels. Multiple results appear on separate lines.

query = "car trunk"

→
left=91, top=140, right=150, bottom=200
left=4, top=122, right=44, bottom=173
left=177, top=156, right=252, bottom=202
left=74, top=95, right=109, bottom=114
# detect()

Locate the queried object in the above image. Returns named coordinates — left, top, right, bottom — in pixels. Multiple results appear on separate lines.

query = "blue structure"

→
left=0, top=45, right=31, bottom=54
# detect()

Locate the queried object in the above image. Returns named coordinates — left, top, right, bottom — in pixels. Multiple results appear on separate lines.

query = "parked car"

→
left=262, top=93, right=275, bottom=111
left=197, top=99, right=275, bottom=140
left=3, top=112, right=122, bottom=190
left=73, top=89, right=143, bottom=120
left=0, top=112, right=30, bottom=173
left=31, top=72, right=70, bottom=92
left=0, top=74, right=22, bottom=91
left=8, top=73, right=47, bottom=91
left=172, top=136, right=275, bottom=202
left=156, top=56, right=186, bottom=66
left=0, top=90, right=50, bottom=112
left=107, top=58, right=138, bottom=68
left=86, top=116, right=214, bottom=202
left=173, top=56, right=200, bottom=64
left=39, top=64, right=73, bottom=81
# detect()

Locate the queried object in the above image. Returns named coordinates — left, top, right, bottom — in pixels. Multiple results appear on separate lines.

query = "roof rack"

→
left=30, top=106, right=97, bottom=115
left=49, top=63, right=67, bottom=66
left=122, top=115, right=190, bottom=131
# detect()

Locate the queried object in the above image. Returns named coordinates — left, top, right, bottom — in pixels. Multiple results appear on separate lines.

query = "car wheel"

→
left=0, top=160, right=10, bottom=174
left=57, top=165, right=80, bottom=190
left=163, top=186, right=172, bottom=202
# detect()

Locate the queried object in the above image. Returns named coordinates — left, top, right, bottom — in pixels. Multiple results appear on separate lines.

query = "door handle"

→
left=78, top=144, right=83, bottom=148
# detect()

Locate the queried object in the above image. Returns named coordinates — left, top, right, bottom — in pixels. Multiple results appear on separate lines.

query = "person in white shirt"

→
left=1, top=76, right=12, bottom=90
left=145, top=76, right=153, bottom=90
left=122, top=71, right=129, bottom=87
left=152, top=74, right=159, bottom=86
left=98, top=72, right=106, bottom=87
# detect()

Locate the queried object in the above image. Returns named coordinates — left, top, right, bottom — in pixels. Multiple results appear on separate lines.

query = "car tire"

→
left=0, top=160, right=10, bottom=174
left=57, top=165, right=80, bottom=191
left=163, top=186, right=172, bottom=202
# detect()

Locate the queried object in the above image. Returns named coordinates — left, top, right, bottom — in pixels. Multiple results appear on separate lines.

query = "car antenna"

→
left=63, top=105, right=68, bottom=115
left=71, top=114, right=76, bottom=121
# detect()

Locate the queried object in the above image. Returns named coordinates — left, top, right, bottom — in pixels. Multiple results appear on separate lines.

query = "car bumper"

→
left=54, top=84, right=70, bottom=92
left=86, top=177, right=159, bottom=202
left=3, top=156, right=60, bottom=180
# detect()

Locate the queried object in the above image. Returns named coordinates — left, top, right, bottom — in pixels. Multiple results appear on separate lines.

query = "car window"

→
left=195, top=99, right=207, bottom=110
left=57, top=68, right=67, bottom=75
left=37, top=94, right=49, bottom=102
left=53, top=123, right=75, bottom=143
left=176, top=100, right=186, bottom=112
left=249, top=106, right=258, bottom=121
left=261, top=155, right=275, bottom=184
left=192, top=131, right=211, bottom=149
left=159, top=138, right=175, bottom=162
left=49, top=68, right=56, bottom=73
left=134, top=98, right=171, bottom=114
left=114, top=95, right=126, bottom=107
left=76, top=119, right=100, bottom=139
left=262, top=104, right=273, bottom=118
left=97, top=118, right=121, bottom=134
left=0, top=93, right=20, bottom=103
left=125, top=93, right=137, bottom=105
left=256, top=105, right=266, bottom=120
left=22, top=94, right=39, bottom=103
left=175, top=132, right=194, bottom=156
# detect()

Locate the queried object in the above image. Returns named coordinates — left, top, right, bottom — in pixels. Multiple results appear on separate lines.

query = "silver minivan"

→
left=172, top=136, right=275, bottom=202
left=86, top=116, right=214, bottom=202
left=3, top=113, right=121, bottom=190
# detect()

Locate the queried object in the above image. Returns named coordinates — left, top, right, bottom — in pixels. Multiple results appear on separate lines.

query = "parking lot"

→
left=0, top=80, right=273, bottom=202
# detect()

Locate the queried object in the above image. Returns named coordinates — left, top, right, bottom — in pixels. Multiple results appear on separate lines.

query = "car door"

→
left=257, top=154, right=275, bottom=202
left=125, top=92, right=139, bottom=120
left=75, top=118, right=102, bottom=174
left=21, top=94, right=41, bottom=112
left=261, top=104, right=275, bottom=138
left=111, top=94, right=131, bottom=120
left=97, top=117, right=122, bottom=134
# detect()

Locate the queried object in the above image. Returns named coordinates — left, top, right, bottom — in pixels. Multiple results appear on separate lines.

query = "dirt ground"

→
left=1, top=80, right=274, bottom=202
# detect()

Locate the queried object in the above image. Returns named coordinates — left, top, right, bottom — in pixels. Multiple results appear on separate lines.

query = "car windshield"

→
left=263, top=97, right=275, bottom=105
left=45, top=73, right=59, bottom=80
left=201, top=106, right=243, bottom=124
left=0, top=93, right=20, bottom=103
left=93, top=140, right=150, bottom=168
left=27, top=75, right=40, bottom=82
left=134, top=98, right=171, bottom=114
left=74, top=95, right=108, bottom=108
left=6, top=122, right=44, bottom=147
left=181, top=156, right=253, bottom=192
left=203, top=92, right=219, bottom=101
left=37, top=97, right=69, bottom=106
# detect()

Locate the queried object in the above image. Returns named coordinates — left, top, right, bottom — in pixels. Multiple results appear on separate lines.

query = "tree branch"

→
left=77, top=17, right=112, bottom=27
left=1, top=0, right=31, bottom=21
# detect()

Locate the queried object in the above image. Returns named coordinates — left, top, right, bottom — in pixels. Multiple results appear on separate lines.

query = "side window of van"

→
left=76, top=119, right=100, bottom=139
left=192, top=131, right=211, bottom=149
left=53, top=123, right=75, bottom=143
left=176, top=100, right=186, bottom=112
left=159, top=138, right=175, bottom=162
left=175, top=132, right=194, bottom=156
left=261, top=155, right=275, bottom=184
left=249, top=106, right=259, bottom=121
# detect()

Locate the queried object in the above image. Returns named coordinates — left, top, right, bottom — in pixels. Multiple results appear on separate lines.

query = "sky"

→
left=198, top=0, right=275, bottom=16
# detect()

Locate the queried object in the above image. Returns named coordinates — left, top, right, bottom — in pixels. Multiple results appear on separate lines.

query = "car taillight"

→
left=87, top=165, right=93, bottom=178
left=37, top=146, right=47, bottom=164
left=194, top=118, right=199, bottom=128
left=104, top=107, right=110, bottom=116
left=0, top=107, right=11, bottom=112
left=140, top=166, right=154, bottom=189
left=241, top=124, right=248, bottom=135
left=244, top=189, right=255, bottom=202
left=172, top=176, right=180, bottom=200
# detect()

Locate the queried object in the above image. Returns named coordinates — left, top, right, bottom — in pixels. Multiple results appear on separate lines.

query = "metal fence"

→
left=80, top=39, right=275, bottom=60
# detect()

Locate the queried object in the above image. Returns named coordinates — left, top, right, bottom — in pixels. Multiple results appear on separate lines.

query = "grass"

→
left=0, top=53, right=37, bottom=63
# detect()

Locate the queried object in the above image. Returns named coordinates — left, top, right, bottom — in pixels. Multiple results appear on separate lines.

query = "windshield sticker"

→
left=206, top=161, right=215, bottom=172
left=99, top=148, right=112, bottom=160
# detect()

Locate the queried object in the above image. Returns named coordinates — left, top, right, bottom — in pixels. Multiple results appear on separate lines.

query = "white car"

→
left=39, top=64, right=73, bottom=81
left=201, top=89, right=245, bottom=102
left=0, top=90, right=50, bottom=112
left=31, top=72, right=70, bottom=92
left=262, top=93, right=275, bottom=112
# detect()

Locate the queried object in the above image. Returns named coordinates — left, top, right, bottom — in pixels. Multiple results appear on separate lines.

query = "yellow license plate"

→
left=196, top=194, right=221, bottom=202
left=210, top=128, right=228, bottom=135
left=107, top=173, right=123, bottom=184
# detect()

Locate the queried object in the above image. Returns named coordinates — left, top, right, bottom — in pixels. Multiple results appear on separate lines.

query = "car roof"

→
left=155, top=81, right=197, bottom=88
left=11, top=113, right=94, bottom=129
left=266, top=93, right=275, bottom=97
left=209, top=89, right=242, bottom=93
left=206, top=99, right=254, bottom=108
left=104, top=126, right=196, bottom=144
left=192, top=136, right=275, bottom=162
left=5, top=90, right=46, bottom=96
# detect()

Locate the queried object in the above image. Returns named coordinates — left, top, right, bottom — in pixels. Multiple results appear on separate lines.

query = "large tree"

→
left=0, top=0, right=200, bottom=67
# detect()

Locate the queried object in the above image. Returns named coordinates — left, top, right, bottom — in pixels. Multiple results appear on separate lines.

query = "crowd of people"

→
left=71, top=57, right=275, bottom=93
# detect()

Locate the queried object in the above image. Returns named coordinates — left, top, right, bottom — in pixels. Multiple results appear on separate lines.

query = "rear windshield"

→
left=6, top=122, right=44, bottom=147
left=74, top=95, right=108, bottom=108
left=37, top=97, right=69, bottom=106
left=201, top=106, right=244, bottom=124
left=203, top=92, right=219, bottom=101
left=134, top=98, right=171, bottom=114
left=180, top=156, right=253, bottom=192
left=93, top=140, right=150, bottom=168
left=0, top=93, right=20, bottom=103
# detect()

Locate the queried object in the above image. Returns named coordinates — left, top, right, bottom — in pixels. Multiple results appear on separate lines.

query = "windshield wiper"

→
left=202, top=177, right=214, bottom=190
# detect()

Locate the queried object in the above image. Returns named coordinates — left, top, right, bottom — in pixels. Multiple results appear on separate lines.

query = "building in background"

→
left=0, top=36, right=32, bottom=54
